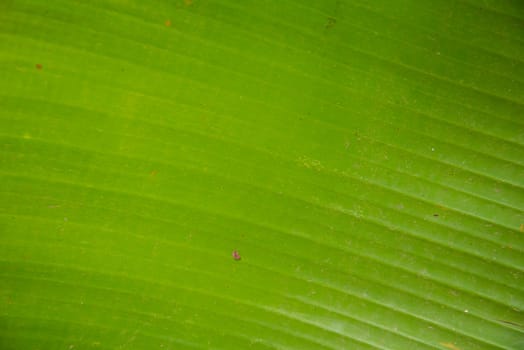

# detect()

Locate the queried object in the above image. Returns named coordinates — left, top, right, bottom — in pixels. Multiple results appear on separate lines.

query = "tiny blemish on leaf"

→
left=35, top=63, right=43, bottom=70
left=232, top=250, right=241, bottom=261
left=165, top=19, right=172, bottom=27
left=440, top=342, right=461, bottom=350
left=497, top=319, right=524, bottom=329
left=325, top=17, right=336, bottom=29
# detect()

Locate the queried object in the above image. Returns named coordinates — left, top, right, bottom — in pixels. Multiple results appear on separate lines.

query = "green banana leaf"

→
left=1, top=0, right=523, bottom=349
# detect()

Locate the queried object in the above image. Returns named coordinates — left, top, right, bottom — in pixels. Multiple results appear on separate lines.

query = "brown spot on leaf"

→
left=184, top=0, right=193, bottom=6
left=150, top=170, right=158, bottom=177
left=232, top=250, right=241, bottom=261
left=165, top=19, right=172, bottom=27
left=35, top=63, right=43, bottom=70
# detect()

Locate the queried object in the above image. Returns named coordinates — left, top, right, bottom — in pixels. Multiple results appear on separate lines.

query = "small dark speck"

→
left=433, top=214, right=439, bottom=217
left=35, top=64, right=43, bottom=70
left=325, top=17, right=336, bottom=29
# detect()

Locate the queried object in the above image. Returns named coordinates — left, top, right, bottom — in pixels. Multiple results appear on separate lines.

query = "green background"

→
left=1, top=0, right=523, bottom=349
